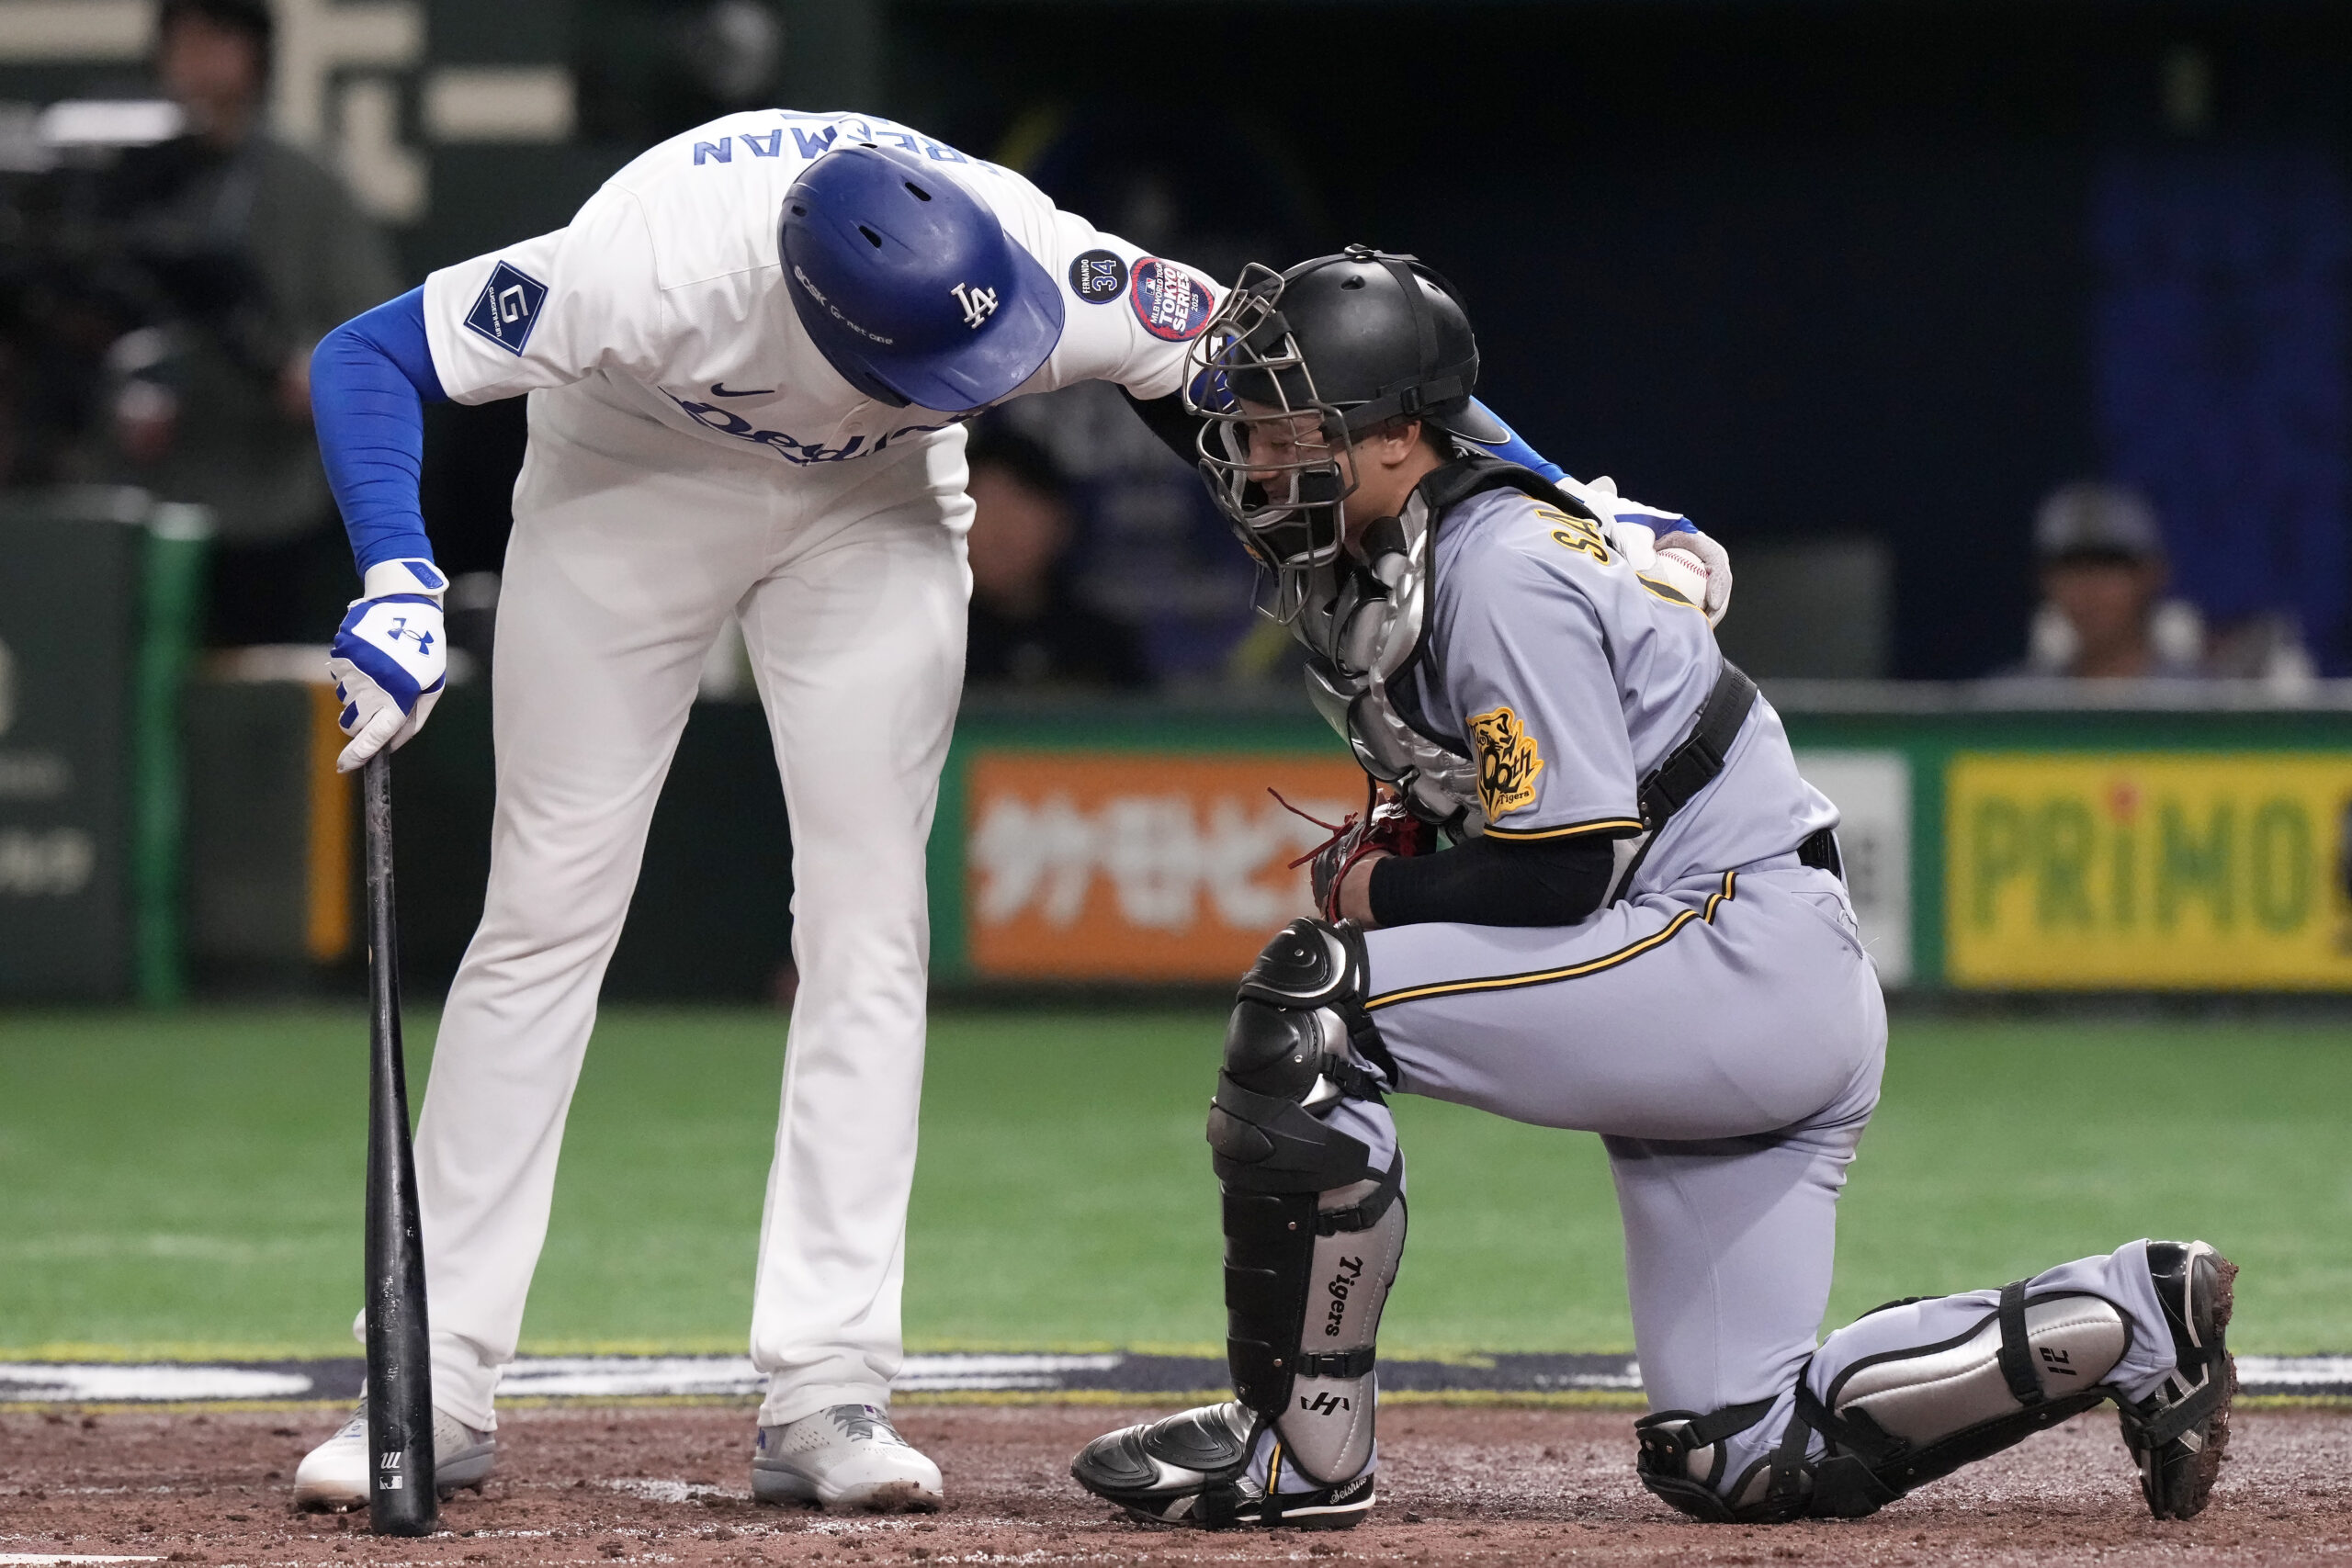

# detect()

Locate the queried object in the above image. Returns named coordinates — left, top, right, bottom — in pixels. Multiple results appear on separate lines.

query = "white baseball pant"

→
left=380, top=391, right=971, bottom=1430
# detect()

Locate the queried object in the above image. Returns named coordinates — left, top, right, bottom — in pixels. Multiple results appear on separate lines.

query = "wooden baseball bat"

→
left=362, top=751, right=438, bottom=1536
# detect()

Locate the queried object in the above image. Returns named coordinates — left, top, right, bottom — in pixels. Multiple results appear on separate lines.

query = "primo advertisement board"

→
left=1946, top=752, right=2352, bottom=989
left=937, top=713, right=2352, bottom=993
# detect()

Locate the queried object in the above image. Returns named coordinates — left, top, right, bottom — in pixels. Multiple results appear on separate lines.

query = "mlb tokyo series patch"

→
left=1129, top=257, right=1214, bottom=341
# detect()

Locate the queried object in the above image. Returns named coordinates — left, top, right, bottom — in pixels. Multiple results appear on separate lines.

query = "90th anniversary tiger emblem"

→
left=1466, top=705, right=1544, bottom=818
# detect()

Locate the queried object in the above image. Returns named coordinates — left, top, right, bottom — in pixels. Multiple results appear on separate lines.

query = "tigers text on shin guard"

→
left=1071, top=919, right=1402, bottom=1528
left=1211, top=919, right=1405, bottom=1485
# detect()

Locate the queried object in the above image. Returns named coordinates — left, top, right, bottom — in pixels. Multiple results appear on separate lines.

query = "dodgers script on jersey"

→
left=1407, top=486, right=1837, bottom=891
left=418, top=111, right=1216, bottom=470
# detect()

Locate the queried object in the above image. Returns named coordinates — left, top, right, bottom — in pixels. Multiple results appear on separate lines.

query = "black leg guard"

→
left=1206, top=919, right=1405, bottom=1487
left=1794, top=1281, right=2127, bottom=1517
left=1635, top=1399, right=1815, bottom=1523
left=1637, top=1282, right=2132, bottom=1523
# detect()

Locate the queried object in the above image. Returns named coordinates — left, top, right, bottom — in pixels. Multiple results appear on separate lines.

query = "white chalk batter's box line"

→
left=0, top=1352, right=2344, bottom=1404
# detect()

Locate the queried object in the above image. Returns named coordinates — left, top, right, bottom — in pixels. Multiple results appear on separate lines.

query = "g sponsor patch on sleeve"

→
left=1068, top=249, right=1129, bottom=304
left=463, top=261, right=549, bottom=355
left=1467, top=705, right=1545, bottom=818
left=1129, top=256, right=1214, bottom=341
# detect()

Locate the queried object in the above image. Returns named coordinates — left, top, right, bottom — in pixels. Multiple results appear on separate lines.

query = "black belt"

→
left=1635, top=661, right=1758, bottom=834
left=1797, top=826, right=1843, bottom=879
left=1618, top=662, right=1845, bottom=899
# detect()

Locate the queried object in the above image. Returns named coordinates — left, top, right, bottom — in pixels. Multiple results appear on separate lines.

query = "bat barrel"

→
left=362, top=753, right=438, bottom=1536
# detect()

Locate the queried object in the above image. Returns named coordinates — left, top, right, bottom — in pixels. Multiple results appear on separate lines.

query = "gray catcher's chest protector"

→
left=1296, top=455, right=1600, bottom=839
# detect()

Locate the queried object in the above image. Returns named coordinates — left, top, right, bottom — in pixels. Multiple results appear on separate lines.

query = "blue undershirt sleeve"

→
left=1460, top=398, right=1697, bottom=539
left=311, top=287, right=448, bottom=576
left=1461, top=397, right=1566, bottom=484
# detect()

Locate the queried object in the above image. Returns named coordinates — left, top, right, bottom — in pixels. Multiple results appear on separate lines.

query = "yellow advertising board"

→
left=965, top=750, right=1366, bottom=981
left=1946, top=752, right=2352, bottom=988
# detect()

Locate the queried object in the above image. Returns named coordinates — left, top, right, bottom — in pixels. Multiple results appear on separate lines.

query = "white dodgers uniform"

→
left=399, top=111, right=1216, bottom=1431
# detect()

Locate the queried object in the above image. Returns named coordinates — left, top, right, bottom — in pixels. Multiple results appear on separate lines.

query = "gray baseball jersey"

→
left=1327, top=479, right=2179, bottom=1509
left=1402, top=485, right=1835, bottom=887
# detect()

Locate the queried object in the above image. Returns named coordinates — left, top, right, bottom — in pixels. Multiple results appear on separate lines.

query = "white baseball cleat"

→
left=751, top=1404, right=944, bottom=1511
left=291, top=1401, right=497, bottom=1511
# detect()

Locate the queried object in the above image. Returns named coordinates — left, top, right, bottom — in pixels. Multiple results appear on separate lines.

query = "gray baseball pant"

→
left=1340, top=860, right=2177, bottom=1493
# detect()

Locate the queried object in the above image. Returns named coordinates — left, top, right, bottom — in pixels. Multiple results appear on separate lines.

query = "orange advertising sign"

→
left=966, top=750, right=1368, bottom=981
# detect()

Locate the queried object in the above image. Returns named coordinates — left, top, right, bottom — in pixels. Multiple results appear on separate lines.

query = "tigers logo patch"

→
left=1467, top=705, right=1544, bottom=818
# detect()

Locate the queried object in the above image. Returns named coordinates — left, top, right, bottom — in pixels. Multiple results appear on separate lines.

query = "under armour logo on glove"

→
left=950, top=282, right=998, bottom=329
left=326, top=558, right=448, bottom=773
left=381, top=615, right=436, bottom=657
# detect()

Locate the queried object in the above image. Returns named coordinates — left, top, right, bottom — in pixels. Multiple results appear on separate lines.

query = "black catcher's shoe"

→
left=1069, top=1402, right=1374, bottom=1529
left=2118, top=1240, right=2236, bottom=1520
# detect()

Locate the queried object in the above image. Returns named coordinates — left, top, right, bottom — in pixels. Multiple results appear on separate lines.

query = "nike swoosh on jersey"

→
left=710, top=383, right=774, bottom=397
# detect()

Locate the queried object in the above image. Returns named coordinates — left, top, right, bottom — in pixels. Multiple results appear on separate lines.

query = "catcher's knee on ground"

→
left=1207, top=918, right=1407, bottom=1486
left=1635, top=1281, right=2132, bottom=1522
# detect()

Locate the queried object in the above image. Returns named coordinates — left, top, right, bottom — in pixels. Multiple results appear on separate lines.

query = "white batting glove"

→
left=1658, top=527, right=1733, bottom=627
left=1576, top=475, right=1729, bottom=628
left=1600, top=513, right=1731, bottom=627
left=327, top=558, right=448, bottom=773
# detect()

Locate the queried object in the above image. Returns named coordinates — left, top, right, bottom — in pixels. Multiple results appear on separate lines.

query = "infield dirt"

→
left=3, top=1403, right=2346, bottom=1566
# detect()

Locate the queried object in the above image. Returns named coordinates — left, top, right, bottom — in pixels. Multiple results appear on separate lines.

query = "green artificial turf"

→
left=0, top=1008, right=2345, bottom=1359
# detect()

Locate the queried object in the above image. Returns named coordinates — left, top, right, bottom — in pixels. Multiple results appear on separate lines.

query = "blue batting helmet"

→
left=779, top=142, right=1066, bottom=412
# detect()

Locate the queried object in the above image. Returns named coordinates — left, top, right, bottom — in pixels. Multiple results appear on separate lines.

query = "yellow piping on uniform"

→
left=1480, top=816, right=1644, bottom=842
left=1366, top=872, right=1737, bottom=1010
left=1636, top=572, right=1702, bottom=610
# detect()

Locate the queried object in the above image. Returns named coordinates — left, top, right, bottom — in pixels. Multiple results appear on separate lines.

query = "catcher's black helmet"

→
left=1184, top=246, right=1503, bottom=606
left=1226, top=246, right=1500, bottom=441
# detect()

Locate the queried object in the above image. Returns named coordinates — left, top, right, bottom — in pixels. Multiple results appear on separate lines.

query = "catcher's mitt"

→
left=1276, top=781, right=1438, bottom=922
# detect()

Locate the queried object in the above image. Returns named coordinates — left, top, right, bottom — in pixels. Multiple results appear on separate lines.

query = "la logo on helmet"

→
left=951, top=282, right=999, bottom=329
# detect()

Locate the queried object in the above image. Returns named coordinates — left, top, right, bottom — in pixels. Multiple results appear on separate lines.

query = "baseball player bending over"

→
left=1070, top=250, right=2235, bottom=1529
left=288, top=109, right=1259, bottom=1514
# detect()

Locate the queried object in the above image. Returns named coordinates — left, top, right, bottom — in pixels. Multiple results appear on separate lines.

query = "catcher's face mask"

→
left=1185, top=265, right=1357, bottom=624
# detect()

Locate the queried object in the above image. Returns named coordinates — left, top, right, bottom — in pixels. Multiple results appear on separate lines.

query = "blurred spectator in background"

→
left=2017, top=482, right=2204, bottom=679
left=106, top=0, right=399, bottom=646
left=2204, top=607, right=2319, bottom=685
left=963, top=426, right=1151, bottom=692
left=984, top=104, right=1313, bottom=681
left=2015, top=481, right=2316, bottom=686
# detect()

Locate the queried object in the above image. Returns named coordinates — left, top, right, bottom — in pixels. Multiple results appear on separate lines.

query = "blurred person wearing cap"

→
left=103, top=0, right=399, bottom=644
left=2017, top=482, right=2205, bottom=679
left=963, top=425, right=1150, bottom=690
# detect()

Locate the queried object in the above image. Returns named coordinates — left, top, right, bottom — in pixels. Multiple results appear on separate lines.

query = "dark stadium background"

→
left=4, top=0, right=2348, bottom=999
left=374, top=0, right=2352, bottom=683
